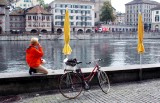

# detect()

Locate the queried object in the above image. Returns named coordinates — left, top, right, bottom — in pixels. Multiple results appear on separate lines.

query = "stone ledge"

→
left=0, top=64, right=160, bottom=96
left=0, top=64, right=159, bottom=78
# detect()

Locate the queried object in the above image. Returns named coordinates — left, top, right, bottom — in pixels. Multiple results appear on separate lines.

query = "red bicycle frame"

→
left=79, top=64, right=100, bottom=83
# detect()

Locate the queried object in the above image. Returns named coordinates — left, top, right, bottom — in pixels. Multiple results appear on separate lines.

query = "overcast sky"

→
left=44, top=0, right=160, bottom=13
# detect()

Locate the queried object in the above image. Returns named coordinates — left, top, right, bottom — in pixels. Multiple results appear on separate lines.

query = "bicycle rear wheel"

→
left=59, top=72, right=83, bottom=99
left=97, top=70, right=110, bottom=94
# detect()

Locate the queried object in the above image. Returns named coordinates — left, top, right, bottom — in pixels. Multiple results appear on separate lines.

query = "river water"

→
left=0, top=39, right=160, bottom=73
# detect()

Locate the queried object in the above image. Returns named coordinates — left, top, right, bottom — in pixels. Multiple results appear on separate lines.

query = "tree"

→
left=37, top=0, right=48, bottom=9
left=37, top=0, right=45, bottom=6
left=100, top=1, right=115, bottom=23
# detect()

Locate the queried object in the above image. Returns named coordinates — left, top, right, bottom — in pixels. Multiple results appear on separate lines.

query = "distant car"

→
left=98, top=28, right=103, bottom=32
left=98, top=27, right=109, bottom=32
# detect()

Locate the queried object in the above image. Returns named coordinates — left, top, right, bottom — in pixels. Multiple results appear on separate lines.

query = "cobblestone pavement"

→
left=3, top=79, right=160, bottom=103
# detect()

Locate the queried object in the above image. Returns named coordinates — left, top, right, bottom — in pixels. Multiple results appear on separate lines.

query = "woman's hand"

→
left=37, top=43, right=42, bottom=48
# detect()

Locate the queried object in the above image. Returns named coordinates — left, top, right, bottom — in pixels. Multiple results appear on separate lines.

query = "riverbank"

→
left=0, top=32, right=160, bottom=40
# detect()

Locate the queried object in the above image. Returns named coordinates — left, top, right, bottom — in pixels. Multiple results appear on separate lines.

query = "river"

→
left=0, top=39, right=159, bottom=73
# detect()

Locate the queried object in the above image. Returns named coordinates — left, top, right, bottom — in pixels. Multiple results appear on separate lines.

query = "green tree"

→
left=37, top=0, right=48, bottom=9
left=37, top=0, right=45, bottom=5
left=100, top=1, right=115, bottom=23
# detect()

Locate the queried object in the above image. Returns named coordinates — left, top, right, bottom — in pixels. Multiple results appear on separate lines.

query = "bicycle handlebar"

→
left=77, top=61, right=82, bottom=64
left=86, top=59, right=103, bottom=64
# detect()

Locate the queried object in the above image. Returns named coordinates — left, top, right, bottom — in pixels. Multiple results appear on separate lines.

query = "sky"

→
left=44, top=0, right=160, bottom=13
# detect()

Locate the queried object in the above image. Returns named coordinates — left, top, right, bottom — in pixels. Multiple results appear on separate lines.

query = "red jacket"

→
left=26, top=45, right=44, bottom=68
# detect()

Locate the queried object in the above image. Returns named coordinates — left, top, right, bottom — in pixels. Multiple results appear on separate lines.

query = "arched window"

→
left=155, top=25, right=159, bottom=31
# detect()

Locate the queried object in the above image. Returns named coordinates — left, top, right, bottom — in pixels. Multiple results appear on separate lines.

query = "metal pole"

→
left=139, top=54, right=142, bottom=80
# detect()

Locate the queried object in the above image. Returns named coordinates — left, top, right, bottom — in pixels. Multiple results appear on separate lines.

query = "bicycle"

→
left=59, top=58, right=110, bottom=99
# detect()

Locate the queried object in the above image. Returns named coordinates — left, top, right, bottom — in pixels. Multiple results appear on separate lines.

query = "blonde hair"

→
left=30, top=37, right=39, bottom=45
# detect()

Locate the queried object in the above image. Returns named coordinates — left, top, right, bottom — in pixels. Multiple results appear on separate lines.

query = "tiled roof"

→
left=0, top=0, right=7, bottom=5
left=26, top=5, right=52, bottom=15
left=151, top=5, right=160, bottom=10
left=125, top=0, right=160, bottom=5
left=10, top=8, right=24, bottom=16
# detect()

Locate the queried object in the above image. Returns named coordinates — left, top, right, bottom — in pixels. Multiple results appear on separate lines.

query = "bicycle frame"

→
left=77, top=64, right=100, bottom=83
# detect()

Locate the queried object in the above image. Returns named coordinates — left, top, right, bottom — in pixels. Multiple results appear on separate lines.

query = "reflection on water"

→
left=0, top=39, right=160, bottom=73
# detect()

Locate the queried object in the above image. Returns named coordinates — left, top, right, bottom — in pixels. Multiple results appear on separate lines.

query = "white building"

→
left=13, top=0, right=40, bottom=9
left=49, top=0, right=95, bottom=33
left=151, top=6, right=160, bottom=31
left=125, top=0, right=160, bottom=30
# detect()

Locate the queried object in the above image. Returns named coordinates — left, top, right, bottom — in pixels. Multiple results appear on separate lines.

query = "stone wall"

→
left=1, top=64, right=160, bottom=96
left=0, top=32, right=159, bottom=40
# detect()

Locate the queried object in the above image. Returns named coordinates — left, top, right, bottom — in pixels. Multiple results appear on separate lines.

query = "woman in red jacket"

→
left=26, top=37, right=48, bottom=75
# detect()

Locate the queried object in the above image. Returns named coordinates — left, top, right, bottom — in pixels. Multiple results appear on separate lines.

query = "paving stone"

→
left=5, top=79, right=160, bottom=103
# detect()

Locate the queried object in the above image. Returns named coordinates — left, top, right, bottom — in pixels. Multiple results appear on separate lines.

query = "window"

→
left=24, top=0, right=29, bottom=2
left=155, top=15, right=159, bottom=22
left=28, top=23, right=31, bottom=27
left=55, top=21, right=61, bottom=25
left=33, top=16, right=35, bottom=20
left=33, top=24, right=36, bottom=27
left=156, top=11, right=159, bottom=14
left=10, top=23, right=13, bottom=27
left=71, top=22, right=74, bottom=26
left=55, top=15, right=61, bottom=19
left=47, top=23, right=50, bottom=27
left=47, top=16, right=50, bottom=21
left=55, top=4, right=60, bottom=7
left=70, top=16, right=73, bottom=20
left=76, top=16, right=81, bottom=20
left=76, top=22, right=81, bottom=26
left=42, top=16, right=45, bottom=20
left=28, top=16, right=31, bottom=20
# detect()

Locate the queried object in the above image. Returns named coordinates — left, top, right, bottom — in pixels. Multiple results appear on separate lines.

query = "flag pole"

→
left=139, top=54, right=142, bottom=80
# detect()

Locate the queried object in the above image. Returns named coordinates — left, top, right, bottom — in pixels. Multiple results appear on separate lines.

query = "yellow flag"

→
left=63, top=8, right=72, bottom=55
left=137, top=13, right=145, bottom=53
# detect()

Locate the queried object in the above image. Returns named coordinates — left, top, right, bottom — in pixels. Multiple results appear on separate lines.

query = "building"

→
left=13, top=0, right=40, bottom=9
left=9, top=5, right=52, bottom=34
left=92, top=0, right=111, bottom=23
left=49, top=0, right=95, bottom=33
left=125, top=0, right=160, bottom=30
left=10, top=8, right=25, bottom=33
left=25, top=5, right=52, bottom=34
left=114, top=13, right=125, bottom=25
left=0, top=0, right=10, bottom=34
left=151, top=6, right=160, bottom=31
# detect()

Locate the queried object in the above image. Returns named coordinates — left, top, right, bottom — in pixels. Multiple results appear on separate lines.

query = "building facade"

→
left=0, top=0, right=10, bottom=34
left=92, top=0, right=111, bottom=23
left=151, top=6, right=160, bottom=31
left=10, top=8, right=25, bottom=33
left=50, top=0, right=95, bottom=33
left=125, top=0, right=160, bottom=30
left=114, top=13, right=125, bottom=25
left=13, top=0, right=40, bottom=9
left=25, top=5, right=52, bottom=33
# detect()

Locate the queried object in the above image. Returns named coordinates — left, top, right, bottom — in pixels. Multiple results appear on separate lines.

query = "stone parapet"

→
left=1, top=64, right=160, bottom=96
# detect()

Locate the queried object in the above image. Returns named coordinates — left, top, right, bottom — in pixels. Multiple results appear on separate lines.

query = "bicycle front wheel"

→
left=97, top=70, right=110, bottom=94
left=59, top=72, right=83, bottom=99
